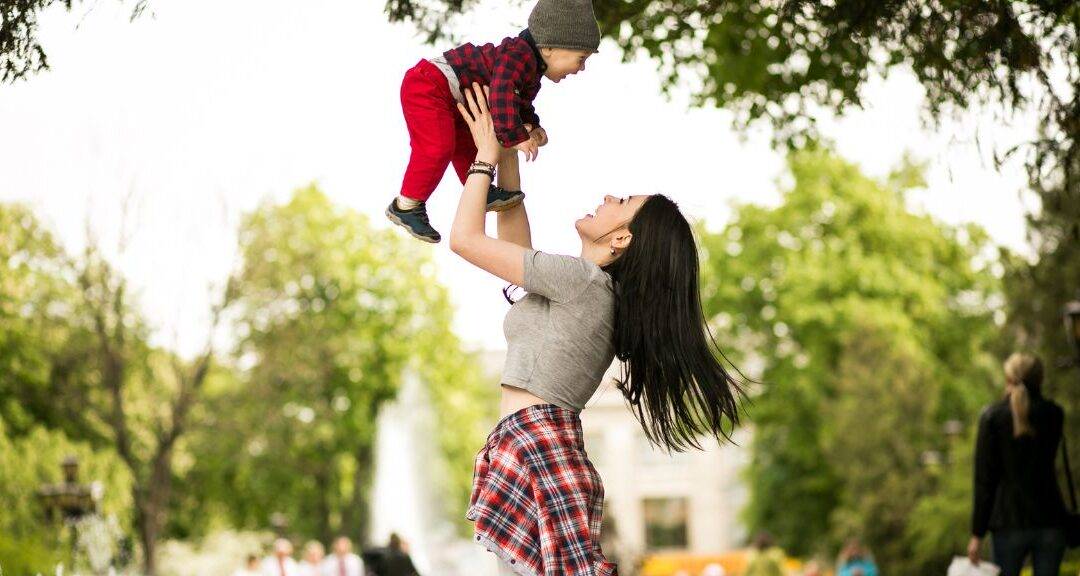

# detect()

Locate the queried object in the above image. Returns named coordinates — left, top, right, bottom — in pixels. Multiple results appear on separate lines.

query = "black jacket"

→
left=380, top=550, right=418, bottom=576
left=972, top=395, right=1068, bottom=537
left=363, top=548, right=419, bottom=576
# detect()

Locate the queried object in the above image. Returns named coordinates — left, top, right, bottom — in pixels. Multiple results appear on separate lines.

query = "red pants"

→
left=399, top=59, right=477, bottom=202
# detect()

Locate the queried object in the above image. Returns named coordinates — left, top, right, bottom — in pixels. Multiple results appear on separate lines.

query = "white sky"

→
left=0, top=0, right=1038, bottom=356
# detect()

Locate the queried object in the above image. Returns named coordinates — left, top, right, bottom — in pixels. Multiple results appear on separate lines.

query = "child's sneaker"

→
left=386, top=199, right=441, bottom=243
left=486, top=185, right=525, bottom=212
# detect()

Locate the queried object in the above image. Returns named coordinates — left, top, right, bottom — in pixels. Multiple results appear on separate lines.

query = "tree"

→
left=387, top=1, right=1077, bottom=229
left=0, top=416, right=134, bottom=574
left=0, top=0, right=147, bottom=82
left=0, top=201, right=231, bottom=574
left=67, top=244, right=229, bottom=575
left=0, top=202, right=80, bottom=437
left=175, top=185, right=494, bottom=544
left=696, top=149, right=1002, bottom=573
left=827, top=323, right=941, bottom=575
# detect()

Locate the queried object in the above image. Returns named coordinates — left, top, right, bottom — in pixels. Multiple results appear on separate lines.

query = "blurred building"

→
left=581, top=363, right=751, bottom=567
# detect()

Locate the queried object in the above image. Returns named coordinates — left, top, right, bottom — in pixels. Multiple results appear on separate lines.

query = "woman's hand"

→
left=456, top=83, right=501, bottom=165
left=967, top=536, right=981, bottom=565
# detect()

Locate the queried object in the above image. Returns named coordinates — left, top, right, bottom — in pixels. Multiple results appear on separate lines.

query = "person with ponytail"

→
left=448, top=83, right=743, bottom=575
left=968, top=352, right=1069, bottom=576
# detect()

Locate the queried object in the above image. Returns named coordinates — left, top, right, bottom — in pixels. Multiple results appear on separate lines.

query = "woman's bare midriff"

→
left=499, top=383, right=550, bottom=417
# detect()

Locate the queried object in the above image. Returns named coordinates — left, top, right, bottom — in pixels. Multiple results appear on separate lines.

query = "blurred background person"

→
left=262, top=538, right=300, bottom=576
left=701, top=562, right=726, bottom=576
left=380, top=533, right=419, bottom=576
left=968, top=352, right=1068, bottom=576
left=321, top=536, right=364, bottom=576
left=300, top=540, right=326, bottom=576
left=837, top=538, right=878, bottom=576
left=801, top=559, right=824, bottom=576
left=745, top=532, right=785, bottom=576
left=233, top=553, right=262, bottom=576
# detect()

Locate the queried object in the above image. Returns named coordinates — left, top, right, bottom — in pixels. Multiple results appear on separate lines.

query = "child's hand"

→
left=529, top=126, right=548, bottom=147
left=513, top=139, right=539, bottom=162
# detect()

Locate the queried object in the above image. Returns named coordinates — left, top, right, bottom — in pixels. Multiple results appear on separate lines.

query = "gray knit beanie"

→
left=528, top=0, right=601, bottom=53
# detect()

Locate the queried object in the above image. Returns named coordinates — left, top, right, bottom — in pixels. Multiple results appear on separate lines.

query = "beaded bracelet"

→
left=467, top=168, right=494, bottom=179
left=471, top=160, right=496, bottom=171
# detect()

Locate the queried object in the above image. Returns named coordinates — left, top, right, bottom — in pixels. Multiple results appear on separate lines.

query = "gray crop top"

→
left=501, top=249, right=617, bottom=411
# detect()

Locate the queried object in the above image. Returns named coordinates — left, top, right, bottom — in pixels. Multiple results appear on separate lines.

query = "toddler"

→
left=386, top=0, right=600, bottom=243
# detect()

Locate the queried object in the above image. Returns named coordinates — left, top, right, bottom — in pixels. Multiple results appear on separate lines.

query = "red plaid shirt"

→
left=444, top=30, right=545, bottom=147
left=467, top=404, right=617, bottom=576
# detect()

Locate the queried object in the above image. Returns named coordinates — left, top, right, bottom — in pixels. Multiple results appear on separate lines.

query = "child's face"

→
left=540, top=48, right=592, bottom=82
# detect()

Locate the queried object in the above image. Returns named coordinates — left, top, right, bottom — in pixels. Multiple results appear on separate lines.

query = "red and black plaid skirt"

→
left=467, top=404, right=617, bottom=576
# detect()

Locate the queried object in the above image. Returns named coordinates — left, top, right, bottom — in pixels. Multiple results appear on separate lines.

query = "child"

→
left=386, top=0, right=600, bottom=243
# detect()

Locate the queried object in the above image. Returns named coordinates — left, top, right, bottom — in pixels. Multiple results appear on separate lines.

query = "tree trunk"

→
left=134, top=444, right=176, bottom=575
left=348, top=441, right=375, bottom=547
left=135, top=492, right=159, bottom=576
left=315, top=469, right=333, bottom=545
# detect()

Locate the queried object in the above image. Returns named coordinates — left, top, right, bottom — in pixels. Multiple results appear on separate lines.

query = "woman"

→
left=449, top=84, right=743, bottom=575
left=968, top=352, right=1068, bottom=576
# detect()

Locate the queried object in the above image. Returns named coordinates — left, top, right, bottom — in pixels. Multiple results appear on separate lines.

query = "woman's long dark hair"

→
left=603, top=194, right=745, bottom=452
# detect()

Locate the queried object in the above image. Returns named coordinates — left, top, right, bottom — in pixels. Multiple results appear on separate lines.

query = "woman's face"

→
left=576, top=194, right=650, bottom=243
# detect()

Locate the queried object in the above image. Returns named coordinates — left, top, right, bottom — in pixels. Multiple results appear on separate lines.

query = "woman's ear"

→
left=610, top=232, right=633, bottom=253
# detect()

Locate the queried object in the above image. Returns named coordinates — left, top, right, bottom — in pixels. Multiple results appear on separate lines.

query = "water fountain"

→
left=73, top=515, right=123, bottom=575
left=37, top=456, right=121, bottom=575
left=369, top=371, right=496, bottom=576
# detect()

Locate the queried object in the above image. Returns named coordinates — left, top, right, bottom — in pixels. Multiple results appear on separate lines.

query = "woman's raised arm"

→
left=449, top=83, right=528, bottom=287
left=495, top=148, right=533, bottom=249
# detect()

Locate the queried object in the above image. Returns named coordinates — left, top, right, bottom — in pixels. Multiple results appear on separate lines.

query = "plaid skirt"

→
left=467, top=404, right=617, bottom=576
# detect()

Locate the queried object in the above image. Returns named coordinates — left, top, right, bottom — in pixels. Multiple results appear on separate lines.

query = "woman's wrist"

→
left=475, top=148, right=500, bottom=166
left=466, top=160, right=495, bottom=180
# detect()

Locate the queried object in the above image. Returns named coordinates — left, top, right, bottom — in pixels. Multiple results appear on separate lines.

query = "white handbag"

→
left=947, top=556, right=1001, bottom=576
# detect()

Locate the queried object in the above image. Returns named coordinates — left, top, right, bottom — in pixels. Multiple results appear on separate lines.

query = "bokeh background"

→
left=1, top=1, right=1077, bottom=575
